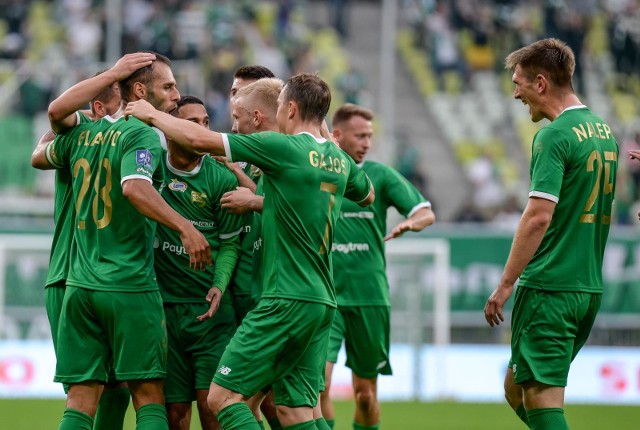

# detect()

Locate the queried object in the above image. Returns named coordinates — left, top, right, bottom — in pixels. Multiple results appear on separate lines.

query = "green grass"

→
left=1, top=399, right=638, bottom=429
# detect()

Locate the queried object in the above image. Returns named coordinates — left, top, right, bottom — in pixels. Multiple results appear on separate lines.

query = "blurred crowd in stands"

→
left=1, top=0, right=640, bottom=226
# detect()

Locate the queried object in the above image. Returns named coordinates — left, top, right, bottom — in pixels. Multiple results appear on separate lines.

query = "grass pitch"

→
left=1, top=399, right=638, bottom=429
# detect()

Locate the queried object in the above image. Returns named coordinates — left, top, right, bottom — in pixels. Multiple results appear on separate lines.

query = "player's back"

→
left=522, top=107, right=618, bottom=292
left=225, top=131, right=371, bottom=307
left=51, top=115, right=164, bottom=291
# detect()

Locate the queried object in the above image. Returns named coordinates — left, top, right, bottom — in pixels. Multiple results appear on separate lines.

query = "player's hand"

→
left=384, top=220, right=414, bottom=241
left=124, top=99, right=156, bottom=123
left=484, top=284, right=513, bottom=327
left=221, top=187, right=257, bottom=214
left=629, top=150, right=640, bottom=161
left=110, top=52, right=156, bottom=80
left=179, top=226, right=212, bottom=271
left=196, top=287, right=222, bottom=321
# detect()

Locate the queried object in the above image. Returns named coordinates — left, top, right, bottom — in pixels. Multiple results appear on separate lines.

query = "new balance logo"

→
left=218, top=365, right=232, bottom=376
left=376, top=360, right=387, bottom=370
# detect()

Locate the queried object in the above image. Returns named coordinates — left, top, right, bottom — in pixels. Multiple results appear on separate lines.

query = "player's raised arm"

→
left=31, top=130, right=57, bottom=170
left=48, top=52, right=156, bottom=133
left=125, top=99, right=226, bottom=156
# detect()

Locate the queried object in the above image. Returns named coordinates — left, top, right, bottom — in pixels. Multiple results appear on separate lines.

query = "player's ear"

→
left=92, top=101, right=104, bottom=118
left=133, top=82, right=147, bottom=100
left=288, top=100, right=297, bottom=120
left=332, top=128, right=342, bottom=142
left=253, top=109, right=263, bottom=127
left=536, top=74, right=547, bottom=94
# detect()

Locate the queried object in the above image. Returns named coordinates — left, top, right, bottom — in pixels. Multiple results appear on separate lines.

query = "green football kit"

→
left=327, top=161, right=431, bottom=378
left=154, top=152, right=243, bottom=402
left=46, top=114, right=168, bottom=384
left=511, top=106, right=618, bottom=386
left=228, top=163, right=263, bottom=323
left=213, top=131, right=372, bottom=407
left=44, top=112, right=92, bottom=363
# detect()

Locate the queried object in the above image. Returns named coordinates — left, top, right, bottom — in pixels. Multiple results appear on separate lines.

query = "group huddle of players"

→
left=32, top=52, right=434, bottom=430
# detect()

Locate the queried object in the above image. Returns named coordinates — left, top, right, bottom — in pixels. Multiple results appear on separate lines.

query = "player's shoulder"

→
left=201, top=155, right=239, bottom=181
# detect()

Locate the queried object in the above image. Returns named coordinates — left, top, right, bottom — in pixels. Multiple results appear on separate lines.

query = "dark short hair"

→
left=233, top=65, right=275, bottom=80
left=505, top=38, right=575, bottom=88
left=176, top=95, right=205, bottom=109
left=119, top=52, right=172, bottom=103
left=332, top=103, right=374, bottom=127
left=283, top=73, right=331, bottom=123
left=91, top=70, right=120, bottom=115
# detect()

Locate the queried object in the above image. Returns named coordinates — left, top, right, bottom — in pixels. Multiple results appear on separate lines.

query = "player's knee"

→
left=207, top=384, right=240, bottom=415
left=354, top=386, right=377, bottom=412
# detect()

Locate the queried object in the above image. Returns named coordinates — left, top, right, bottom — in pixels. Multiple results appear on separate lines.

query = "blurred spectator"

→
left=491, top=194, right=522, bottom=231
left=329, top=0, right=350, bottom=39
left=426, top=1, right=468, bottom=91
left=336, top=65, right=367, bottom=104
left=453, top=200, right=486, bottom=223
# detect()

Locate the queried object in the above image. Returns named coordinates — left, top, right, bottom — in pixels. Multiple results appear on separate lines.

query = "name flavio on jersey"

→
left=77, top=129, right=122, bottom=147
left=308, top=150, right=348, bottom=176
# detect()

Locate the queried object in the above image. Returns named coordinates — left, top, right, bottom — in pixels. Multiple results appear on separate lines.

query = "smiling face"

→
left=512, top=64, right=545, bottom=123
left=177, top=103, right=210, bottom=129
left=333, top=115, right=373, bottom=163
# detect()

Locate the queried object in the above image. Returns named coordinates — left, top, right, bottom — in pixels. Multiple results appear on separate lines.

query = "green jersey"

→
left=332, top=161, right=430, bottom=306
left=46, top=115, right=164, bottom=292
left=520, top=106, right=618, bottom=293
left=224, top=131, right=372, bottom=307
left=154, top=152, right=243, bottom=303
left=229, top=163, right=262, bottom=297
left=46, top=112, right=92, bottom=287
left=250, top=176, right=265, bottom=302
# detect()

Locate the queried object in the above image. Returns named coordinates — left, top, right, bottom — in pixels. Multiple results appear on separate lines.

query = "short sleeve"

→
left=529, top=128, right=569, bottom=203
left=381, top=166, right=430, bottom=217
left=45, top=135, right=71, bottom=169
left=345, top=157, right=372, bottom=203
left=121, top=125, right=163, bottom=184
left=223, top=131, right=285, bottom=174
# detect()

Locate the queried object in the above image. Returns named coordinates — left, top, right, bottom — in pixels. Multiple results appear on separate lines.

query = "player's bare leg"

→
left=522, top=381, right=567, bottom=430
left=196, top=389, right=221, bottom=430
left=503, top=367, right=528, bottom=426
left=320, top=361, right=335, bottom=424
left=128, top=379, right=168, bottom=430
left=352, top=374, right=379, bottom=426
left=166, top=402, right=192, bottom=430
left=208, top=382, right=260, bottom=430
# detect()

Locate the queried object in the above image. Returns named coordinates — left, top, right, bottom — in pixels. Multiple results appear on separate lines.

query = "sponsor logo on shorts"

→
left=376, top=360, right=387, bottom=370
left=512, top=364, right=517, bottom=374
left=168, top=179, right=188, bottom=192
left=218, top=365, right=232, bottom=376
left=253, top=237, right=263, bottom=253
left=332, top=242, right=370, bottom=254
left=136, top=149, right=153, bottom=168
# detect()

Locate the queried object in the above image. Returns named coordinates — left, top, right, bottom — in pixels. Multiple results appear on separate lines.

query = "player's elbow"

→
left=358, top=186, right=375, bottom=207
left=121, top=179, right=144, bottom=202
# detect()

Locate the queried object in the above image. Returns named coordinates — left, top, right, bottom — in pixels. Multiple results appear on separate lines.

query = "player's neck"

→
left=288, top=121, right=322, bottom=139
left=546, top=93, right=583, bottom=121
left=167, top=142, right=202, bottom=172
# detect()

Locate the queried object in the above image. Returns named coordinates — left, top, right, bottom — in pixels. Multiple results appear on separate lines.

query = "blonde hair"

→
left=234, top=77, right=284, bottom=124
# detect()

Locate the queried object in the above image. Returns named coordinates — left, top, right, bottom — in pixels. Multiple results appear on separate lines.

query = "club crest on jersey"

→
left=168, top=179, right=188, bottom=192
left=191, top=191, right=207, bottom=207
left=136, top=149, right=153, bottom=168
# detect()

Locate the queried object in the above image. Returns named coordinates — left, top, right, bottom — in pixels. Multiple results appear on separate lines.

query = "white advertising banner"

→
left=1, top=341, right=640, bottom=403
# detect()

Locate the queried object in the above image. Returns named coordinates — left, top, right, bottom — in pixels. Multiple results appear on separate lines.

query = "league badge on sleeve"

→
left=136, top=149, right=153, bottom=168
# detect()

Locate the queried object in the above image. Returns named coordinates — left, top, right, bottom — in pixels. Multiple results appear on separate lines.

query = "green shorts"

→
left=326, top=306, right=392, bottom=378
left=55, top=286, right=167, bottom=384
left=213, top=298, right=335, bottom=408
left=45, top=281, right=66, bottom=356
left=510, top=286, right=601, bottom=386
left=164, top=300, right=237, bottom=403
left=230, top=290, right=258, bottom=325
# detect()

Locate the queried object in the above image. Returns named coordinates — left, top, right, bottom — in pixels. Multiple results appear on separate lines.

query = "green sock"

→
left=283, top=420, right=318, bottom=430
left=353, top=422, right=379, bottom=430
left=527, top=408, right=569, bottom=430
left=268, top=417, right=284, bottom=430
left=136, top=403, right=168, bottom=430
left=217, top=403, right=262, bottom=430
left=94, top=386, right=130, bottom=430
left=515, top=404, right=529, bottom=426
left=58, top=408, right=94, bottom=430
left=325, top=419, right=335, bottom=430
left=258, top=420, right=266, bottom=430
left=315, top=418, right=331, bottom=430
